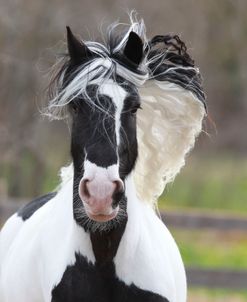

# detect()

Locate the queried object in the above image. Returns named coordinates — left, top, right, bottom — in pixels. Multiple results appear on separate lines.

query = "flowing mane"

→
left=47, top=13, right=206, bottom=205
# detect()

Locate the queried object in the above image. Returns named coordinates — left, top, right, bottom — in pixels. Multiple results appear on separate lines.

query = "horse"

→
left=0, top=15, right=206, bottom=302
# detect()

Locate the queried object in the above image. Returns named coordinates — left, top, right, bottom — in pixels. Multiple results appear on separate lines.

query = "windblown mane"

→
left=47, top=13, right=206, bottom=206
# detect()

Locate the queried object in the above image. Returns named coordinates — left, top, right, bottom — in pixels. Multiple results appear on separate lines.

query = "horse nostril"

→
left=112, top=180, right=124, bottom=208
left=114, top=179, right=124, bottom=194
left=79, top=178, right=90, bottom=201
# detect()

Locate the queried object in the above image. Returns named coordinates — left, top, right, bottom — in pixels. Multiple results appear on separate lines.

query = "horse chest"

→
left=51, top=253, right=168, bottom=302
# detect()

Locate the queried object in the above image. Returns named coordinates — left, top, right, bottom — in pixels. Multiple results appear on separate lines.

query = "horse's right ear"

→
left=66, top=26, right=91, bottom=65
left=123, top=31, right=143, bottom=65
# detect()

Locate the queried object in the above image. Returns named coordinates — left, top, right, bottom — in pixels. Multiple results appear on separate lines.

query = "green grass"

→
left=188, top=288, right=247, bottom=302
left=159, top=155, right=247, bottom=214
left=171, top=228, right=247, bottom=270
left=160, top=155, right=247, bottom=272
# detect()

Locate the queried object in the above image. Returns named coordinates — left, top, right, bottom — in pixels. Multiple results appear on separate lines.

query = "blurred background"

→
left=0, top=0, right=247, bottom=301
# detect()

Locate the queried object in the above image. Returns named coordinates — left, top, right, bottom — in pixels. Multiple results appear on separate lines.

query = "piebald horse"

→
left=0, top=16, right=206, bottom=302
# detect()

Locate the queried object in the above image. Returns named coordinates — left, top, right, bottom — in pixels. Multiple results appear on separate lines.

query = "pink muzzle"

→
left=79, top=164, right=124, bottom=222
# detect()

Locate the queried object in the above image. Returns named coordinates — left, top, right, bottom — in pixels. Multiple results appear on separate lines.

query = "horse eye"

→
left=131, top=105, right=142, bottom=115
left=70, top=103, right=79, bottom=114
left=131, top=108, right=138, bottom=114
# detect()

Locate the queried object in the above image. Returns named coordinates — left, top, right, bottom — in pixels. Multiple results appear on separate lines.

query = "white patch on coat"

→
left=0, top=212, right=24, bottom=301
left=0, top=214, right=24, bottom=264
left=98, top=79, right=127, bottom=146
left=0, top=180, right=95, bottom=302
left=83, top=160, right=121, bottom=183
left=114, top=175, right=187, bottom=302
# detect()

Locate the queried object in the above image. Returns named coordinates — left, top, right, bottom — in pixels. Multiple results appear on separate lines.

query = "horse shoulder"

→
left=0, top=213, right=24, bottom=263
left=148, top=211, right=187, bottom=302
left=32, top=184, right=95, bottom=301
left=0, top=193, right=61, bottom=302
left=114, top=204, right=186, bottom=302
left=0, top=192, right=56, bottom=263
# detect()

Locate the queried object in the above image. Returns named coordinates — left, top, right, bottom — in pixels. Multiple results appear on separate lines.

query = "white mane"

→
left=50, top=13, right=206, bottom=206
left=135, top=81, right=205, bottom=204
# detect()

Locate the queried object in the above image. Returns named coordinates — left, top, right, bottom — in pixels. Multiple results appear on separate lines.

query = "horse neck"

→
left=53, top=171, right=155, bottom=264
left=89, top=174, right=144, bottom=264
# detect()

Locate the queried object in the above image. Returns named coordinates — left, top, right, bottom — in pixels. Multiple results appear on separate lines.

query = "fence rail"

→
left=186, top=268, right=247, bottom=289
left=161, top=210, right=247, bottom=231
left=1, top=199, right=247, bottom=289
left=2, top=200, right=247, bottom=231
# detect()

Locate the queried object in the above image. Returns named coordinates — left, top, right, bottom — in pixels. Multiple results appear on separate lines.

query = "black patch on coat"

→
left=70, top=86, right=118, bottom=170
left=17, top=192, right=57, bottom=221
left=118, top=84, right=140, bottom=180
left=52, top=223, right=169, bottom=302
left=89, top=214, right=127, bottom=263
left=51, top=253, right=169, bottom=302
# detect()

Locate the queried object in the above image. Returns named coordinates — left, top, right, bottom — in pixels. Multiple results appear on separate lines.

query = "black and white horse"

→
left=0, top=15, right=206, bottom=302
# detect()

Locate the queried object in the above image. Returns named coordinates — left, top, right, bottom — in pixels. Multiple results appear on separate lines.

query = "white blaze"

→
left=98, top=80, right=127, bottom=146
left=83, top=160, right=121, bottom=184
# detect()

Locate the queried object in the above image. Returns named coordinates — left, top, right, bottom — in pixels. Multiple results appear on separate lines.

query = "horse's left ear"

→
left=123, top=31, right=143, bottom=65
left=66, top=26, right=92, bottom=65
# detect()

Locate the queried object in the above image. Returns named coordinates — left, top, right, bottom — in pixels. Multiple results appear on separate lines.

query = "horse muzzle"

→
left=78, top=161, right=124, bottom=222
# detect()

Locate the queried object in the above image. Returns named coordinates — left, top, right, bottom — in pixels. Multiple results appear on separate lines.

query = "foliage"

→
left=159, top=155, right=247, bottom=214
left=172, top=228, right=247, bottom=270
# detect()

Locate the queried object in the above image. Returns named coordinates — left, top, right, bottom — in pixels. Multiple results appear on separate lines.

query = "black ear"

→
left=66, top=26, right=91, bottom=65
left=123, top=31, right=143, bottom=65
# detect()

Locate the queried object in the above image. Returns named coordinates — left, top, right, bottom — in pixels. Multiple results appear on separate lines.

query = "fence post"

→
left=0, top=178, right=8, bottom=205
